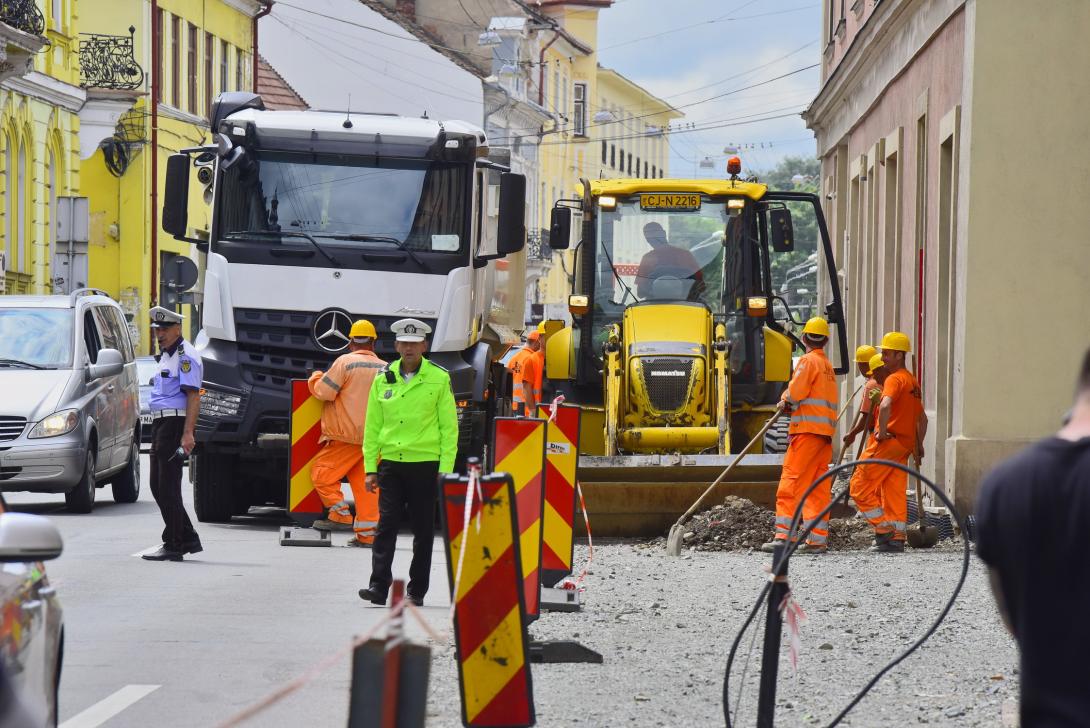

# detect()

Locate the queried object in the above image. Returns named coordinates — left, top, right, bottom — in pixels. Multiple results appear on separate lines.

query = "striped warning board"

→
left=492, top=417, right=547, bottom=623
left=441, top=472, right=534, bottom=728
left=536, top=403, right=581, bottom=587
left=288, top=379, right=324, bottom=524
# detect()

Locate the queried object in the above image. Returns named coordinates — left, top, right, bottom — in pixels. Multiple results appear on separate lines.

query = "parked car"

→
left=0, top=498, right=64, bottom=725
left=136, top=356, right=158, bottom=447
left=0, top=290, right=141, bottom=512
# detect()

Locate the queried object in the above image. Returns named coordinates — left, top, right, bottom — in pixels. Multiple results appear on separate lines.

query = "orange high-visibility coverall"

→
left=507, top=347, right=533, bottom=416
left=521, top=349, right=546, bottom=414
left=775, top=348, right=838, bottom=546
left=849, top=368, right=923, bottom=542
left=307, top=349, right=384, bottom=543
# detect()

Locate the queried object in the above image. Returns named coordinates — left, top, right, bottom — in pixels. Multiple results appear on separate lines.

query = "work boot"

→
left=797, top=544, right=827, bottom=555
left=142, top=546, right=184, bottom=562
left=759, top=540, right=780, bottom=553
left=345, top=538, right=373, bottom=548
left=870, top=539, right=905, bottom=553
left=358, top=587, right=387, bottom=605
left=312, top=518, right=353, bottom=532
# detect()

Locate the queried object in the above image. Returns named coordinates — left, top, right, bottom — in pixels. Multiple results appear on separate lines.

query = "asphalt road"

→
left=4, top=454, right=451, bottom=728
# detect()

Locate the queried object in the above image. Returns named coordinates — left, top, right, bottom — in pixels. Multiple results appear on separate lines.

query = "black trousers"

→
left=368, top=460, right=439, bottom=599
left=149, top=417, right=200, bottom=551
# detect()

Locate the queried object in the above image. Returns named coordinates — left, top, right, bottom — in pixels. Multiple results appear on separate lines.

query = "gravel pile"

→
left=423, top=542, right=1017, bottom=727
left=677, top=496, right=879, bottom=552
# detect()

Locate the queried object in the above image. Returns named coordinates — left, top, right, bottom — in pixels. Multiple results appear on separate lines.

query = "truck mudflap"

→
left=576, top=453, right=785, bottom=538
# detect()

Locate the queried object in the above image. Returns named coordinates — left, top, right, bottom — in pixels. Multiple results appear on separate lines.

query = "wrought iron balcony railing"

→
left=79, top=26, right=144, bottom=90
left=0, top=0, right=45, bottom=36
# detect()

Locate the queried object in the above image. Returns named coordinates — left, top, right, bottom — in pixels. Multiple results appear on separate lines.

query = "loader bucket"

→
left=576, top=453, right=784, bottom=537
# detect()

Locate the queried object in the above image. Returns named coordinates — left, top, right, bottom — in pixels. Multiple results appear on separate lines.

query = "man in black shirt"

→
left=975, top=346, right=1090, bottom=727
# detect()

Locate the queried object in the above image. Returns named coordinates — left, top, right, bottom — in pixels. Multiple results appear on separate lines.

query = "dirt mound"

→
left=679, top=496, right=873, bottom=551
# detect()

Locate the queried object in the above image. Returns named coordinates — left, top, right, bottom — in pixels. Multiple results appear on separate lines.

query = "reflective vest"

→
left=507, top=347, right=533, bottom=408
left=783, top=348, right=838, bottom=437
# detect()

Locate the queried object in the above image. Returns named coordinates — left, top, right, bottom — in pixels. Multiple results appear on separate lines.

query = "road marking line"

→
left=60, top=684, right=160, bottom=728
left=131, top=545, right=162, bottom=557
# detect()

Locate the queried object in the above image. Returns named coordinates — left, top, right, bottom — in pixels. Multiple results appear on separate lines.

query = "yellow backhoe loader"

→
left=543, top=163, right=849, bottom=536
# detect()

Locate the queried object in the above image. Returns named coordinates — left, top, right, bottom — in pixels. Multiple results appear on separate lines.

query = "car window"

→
left=91, top=306, right=121, bottom=355
left=83, top=310, right=102, bottom=364
left=113, top=308, right=135, bottom=362
left=0, top=308, right=73, bottom=368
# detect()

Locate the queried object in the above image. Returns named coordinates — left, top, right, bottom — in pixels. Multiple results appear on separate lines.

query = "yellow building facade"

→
left=79, top=0, right=265, bottom=352
left=536, top=1, right=680, bottom=307
left=0, top=0, right=83, bottom=295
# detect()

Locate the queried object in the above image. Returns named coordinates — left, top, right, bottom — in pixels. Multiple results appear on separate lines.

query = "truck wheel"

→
left=111, top=439, right=141, bottom=504
left=192, top=452, right=235, bottom=523
left=65, top=451, right=96, bottom=514
left=763, top=416, right=790, bottom=454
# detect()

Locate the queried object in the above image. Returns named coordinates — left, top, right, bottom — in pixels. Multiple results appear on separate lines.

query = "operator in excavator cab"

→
left=635, top=221, right=705, bottom=300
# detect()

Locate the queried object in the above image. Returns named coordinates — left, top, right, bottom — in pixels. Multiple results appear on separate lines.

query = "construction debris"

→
left=676, top=496, right=874, bottom=552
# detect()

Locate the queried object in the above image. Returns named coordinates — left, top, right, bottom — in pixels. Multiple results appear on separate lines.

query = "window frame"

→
left=220, top=39, right=229, bottom=93
left=187, top=23, right=198, bottom=114
left=205, top=32, right=214, bottom=119
left=170, top=15, right=180, bottom=108
left=573, top=82, right=586, bottom=136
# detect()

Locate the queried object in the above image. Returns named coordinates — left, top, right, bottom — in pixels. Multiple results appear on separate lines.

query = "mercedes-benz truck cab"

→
left=162, top=92, right=526, bottom=522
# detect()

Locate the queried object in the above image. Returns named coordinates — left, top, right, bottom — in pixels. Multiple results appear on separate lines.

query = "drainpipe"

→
left=538, top=30, right=559, bottom=107
left=253, top=1, right=273, bottom=93
left=150, top=0, right=161, bottom=314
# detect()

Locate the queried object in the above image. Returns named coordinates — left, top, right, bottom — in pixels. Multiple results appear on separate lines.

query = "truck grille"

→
left=639, top=357, right=695, bottom=413
left=233, top=309, right=435, bottom=388
left=0, top=417, right=27, bottom=442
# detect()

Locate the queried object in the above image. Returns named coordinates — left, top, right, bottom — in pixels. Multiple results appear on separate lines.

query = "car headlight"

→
left=29, top=410, right=80, bottom=439
left=200, top=388, right=243, bottom=418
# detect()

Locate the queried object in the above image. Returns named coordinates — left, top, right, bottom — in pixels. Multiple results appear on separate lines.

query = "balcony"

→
left=0, top=0, right=44, bottom=37
left=0, top=0, right=46, bottom=82
left=79, top=27, right=144, bottom=90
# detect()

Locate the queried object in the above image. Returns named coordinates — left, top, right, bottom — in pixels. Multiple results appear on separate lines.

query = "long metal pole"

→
left=755, top=543, right=788, bottom=728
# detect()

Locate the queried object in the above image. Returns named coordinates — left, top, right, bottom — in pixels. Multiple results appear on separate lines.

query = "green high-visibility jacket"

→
left=363, top=358, right=459, bottom=474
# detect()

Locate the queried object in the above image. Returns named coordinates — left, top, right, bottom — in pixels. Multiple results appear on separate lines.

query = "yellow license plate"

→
left=640, top=193, right=701, bottom=210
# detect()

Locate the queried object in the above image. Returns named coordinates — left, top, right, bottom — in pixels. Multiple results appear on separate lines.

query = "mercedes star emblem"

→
left=312, top=309, right=353, bottom=353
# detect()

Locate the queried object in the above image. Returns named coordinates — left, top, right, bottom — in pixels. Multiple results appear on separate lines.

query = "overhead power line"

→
left=598, top=3, right=817, bottom=52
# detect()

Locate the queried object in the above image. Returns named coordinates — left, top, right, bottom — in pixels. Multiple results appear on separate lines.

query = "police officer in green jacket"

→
left=358, top=318, right=458, bottom=607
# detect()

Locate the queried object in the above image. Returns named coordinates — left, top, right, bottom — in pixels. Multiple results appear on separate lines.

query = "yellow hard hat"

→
left=867, top=353, right=885, bottom=376
left=802, top=317, right=830, bottom=338
left=349, top=319, right=377, bottom=340
left=880, top=331, right=911, bottom=353
left=537, top=322, right=547, bottom=334
left=855, top=344, right=877, bottom=363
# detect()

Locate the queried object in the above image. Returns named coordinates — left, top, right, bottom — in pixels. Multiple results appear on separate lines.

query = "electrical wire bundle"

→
left=722, top=459, right=972, bottom=728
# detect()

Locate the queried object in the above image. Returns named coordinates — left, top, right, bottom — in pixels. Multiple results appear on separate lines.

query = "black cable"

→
left=722, top=458, right=972, bottom=728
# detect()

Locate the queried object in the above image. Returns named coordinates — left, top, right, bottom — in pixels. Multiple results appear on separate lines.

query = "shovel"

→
left=665, top=406, right=784, bottom=556
left=906, top=454, right=939, bottom=548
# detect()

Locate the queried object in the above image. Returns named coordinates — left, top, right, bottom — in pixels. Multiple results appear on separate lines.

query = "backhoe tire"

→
left=763, top=416, right=790, bottom=454
left=192, top=452, right=236, bottom=523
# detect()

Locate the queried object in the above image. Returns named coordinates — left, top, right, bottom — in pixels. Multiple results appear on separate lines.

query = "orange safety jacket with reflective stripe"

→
left=521, top=349, right=545, bottom=410
left=782, top=348, right=838, bottom=437
left=307, top=349, right=385, bottom=444
left=507, top=347, right=533, bottom=404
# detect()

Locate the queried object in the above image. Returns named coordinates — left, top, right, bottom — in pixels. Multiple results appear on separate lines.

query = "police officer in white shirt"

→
left=142, top=306, right=203, bottom=561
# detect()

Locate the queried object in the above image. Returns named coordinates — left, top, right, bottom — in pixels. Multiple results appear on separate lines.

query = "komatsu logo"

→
left=650, top=370, right=687, bottom=377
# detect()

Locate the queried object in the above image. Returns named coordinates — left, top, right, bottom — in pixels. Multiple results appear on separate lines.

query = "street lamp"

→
left=593, top=110, right=615, bottom=123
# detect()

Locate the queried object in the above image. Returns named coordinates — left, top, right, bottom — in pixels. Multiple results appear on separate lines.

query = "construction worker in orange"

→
left=842, top=345, right=880, bottom=450
left=506, top=332, right=536, bottom=416
left=849, top=332, right=927, bottom=553
left=307, top=319, right=386, bottom=546
left=761, top=317, right=839, bottom=554
left=519, top=324, right=547, bottom=415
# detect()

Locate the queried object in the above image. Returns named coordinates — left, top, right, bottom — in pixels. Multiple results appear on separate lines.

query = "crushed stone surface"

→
left=423, top=541, right=1017, bottom=727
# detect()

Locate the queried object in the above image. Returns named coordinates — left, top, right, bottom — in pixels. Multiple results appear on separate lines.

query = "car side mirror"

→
left=770, top=208, right=794, bottom=253
left=0, top=513, right=63, bottom=562
left=496, top=172, right=527, bottom=256
left=549, top=207, right=572, bottom=250
left=88, top=348, right=124, bottom=381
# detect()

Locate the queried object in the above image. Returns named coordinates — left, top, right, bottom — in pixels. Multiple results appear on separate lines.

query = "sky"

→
left=259, top=0, right=821, bottom=178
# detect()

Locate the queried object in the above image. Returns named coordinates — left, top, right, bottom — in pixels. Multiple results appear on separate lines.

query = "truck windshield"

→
left=217, top=152, right=467, bottom=253
left=0, top=309, right=73, bottom=368
left=593, top=195, right=731, bottom=323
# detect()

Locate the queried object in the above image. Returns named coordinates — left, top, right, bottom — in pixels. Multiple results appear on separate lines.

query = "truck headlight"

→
left=29, top=410, right=79, bottom=439
left=200, top=389, right=243, bottom=418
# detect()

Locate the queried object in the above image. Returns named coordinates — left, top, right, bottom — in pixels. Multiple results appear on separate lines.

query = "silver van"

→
left=0, top=289, right=141, bottom=512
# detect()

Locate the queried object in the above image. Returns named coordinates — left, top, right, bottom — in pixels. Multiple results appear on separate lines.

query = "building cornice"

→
left=221, top=0, right=265, bottom=17
left=803, top=0, right=964, bottom=153
left=3, top=70, right=85, bottom=111
left=158, top=103, right=207, bottom=127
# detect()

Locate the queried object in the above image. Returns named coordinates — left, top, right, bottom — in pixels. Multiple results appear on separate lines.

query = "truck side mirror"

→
left=770, top=208, right=794, bottom=253
left=549, top=207, right=572, bottom=250
left=497, top=172, right=526, bottom=256
left=162, top=154, right=190, bottom=239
